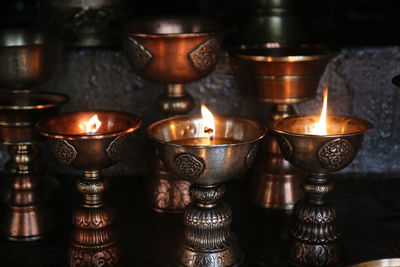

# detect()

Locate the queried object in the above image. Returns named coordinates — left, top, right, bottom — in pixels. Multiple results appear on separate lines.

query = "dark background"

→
left=2, top=0, right=400, bottom=46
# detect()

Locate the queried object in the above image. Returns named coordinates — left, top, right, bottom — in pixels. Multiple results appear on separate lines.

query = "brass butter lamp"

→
left=231, top=44, right=333, bottom=210
left=272, top=97, right=372, bottom=266
left=148, top=106, right=265, bottom=267
left=116, top=16, right=223, bottom=213
left=0, top=91, right=69, bottom=241
left=36, top=110, right=141, bottom=265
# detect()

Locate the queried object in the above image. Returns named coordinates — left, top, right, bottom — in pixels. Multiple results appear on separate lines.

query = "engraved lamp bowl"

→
left=231, top=44, right=333, bottom=104
left=147, top=114, right=266, bottom=185
left=0, top=91, right=69, bottom=145
left=0, top=29, right=62, bottom=90
left=272, top=114, right=373, bottom=174
left=116, top=16, right=222, bottom=84
left=36, top=110, right=141, bottom=170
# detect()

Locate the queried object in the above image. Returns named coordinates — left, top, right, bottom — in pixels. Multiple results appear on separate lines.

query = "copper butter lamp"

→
left=116, top=16, right=223, bottom=213
left=272, top=90, right=373, bottom=266
left=148, top=106, right=265, bottom=267
left=232, top=44, right=333, bottom=210
left=0, top=29, right=62, bottom=92
left=0, top=91, right=68, bottom=241
left=36, top=110, right=141, bottom=266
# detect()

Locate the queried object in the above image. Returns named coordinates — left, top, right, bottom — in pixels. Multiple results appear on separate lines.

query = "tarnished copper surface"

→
left=231, top=44, right=333, bottom=103
left=0, top=91, right=69, bottom=145
left=148, top=114, right=265, bottom=267
left=0, top=29, right=62, bottom=90
left=272, top=114, right=373, bottom=267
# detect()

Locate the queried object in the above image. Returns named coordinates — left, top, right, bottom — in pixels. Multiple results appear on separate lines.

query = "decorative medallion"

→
left=318, top=139, right=354, bottom=170
left=189, top=38, right=219, bottom=74
left=106, top=135, right=128, bottom=162
left=126, top=37, right=152, bottom=71
left=278, top=136, right=293, bottom=159
left=175, top=153, right=205, bottom=178
left=245, top=144, right=259, bottom=168
left=50, top=139, right=77, bottom=165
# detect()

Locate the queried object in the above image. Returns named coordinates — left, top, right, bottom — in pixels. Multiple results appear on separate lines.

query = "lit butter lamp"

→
left=148, top=105, right=266, bottom=267
left=272, top=88, right=373, bottom=267
left=36, top=110, right=141, bottom=266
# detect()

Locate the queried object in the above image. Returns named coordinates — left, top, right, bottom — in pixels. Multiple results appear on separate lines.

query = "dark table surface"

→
left=0, top=172, right=400, bottom=267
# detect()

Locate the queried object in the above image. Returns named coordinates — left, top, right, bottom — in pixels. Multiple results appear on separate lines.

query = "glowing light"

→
left=84, top=114, right=102, bottom=134
left=310, top=87, right=328, bottom=135
left=201, top=104, right=215, bottom=140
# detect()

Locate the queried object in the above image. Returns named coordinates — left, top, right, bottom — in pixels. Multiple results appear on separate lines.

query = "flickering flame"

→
left=85, top=114, right=102, bottom=134
left=201, top=104, right=215, bottom=140
left=310, top=87, right=328, bottom=135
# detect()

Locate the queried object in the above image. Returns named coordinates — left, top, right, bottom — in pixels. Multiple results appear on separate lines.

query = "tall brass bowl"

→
left=148, top=114, right=265, bottom=267
left=0, top=29, right=62, bottom=91
left=0, top=91, right=69, bottom=241
left=36, top=110, right=141, bottom=265
left=272, top=114, right=373, bottom=266
left=116, top=16, right=223, bottom=213
left=231, top=44, right=333, bottom=210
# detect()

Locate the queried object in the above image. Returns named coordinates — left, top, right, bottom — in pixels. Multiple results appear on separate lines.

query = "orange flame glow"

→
left=85, top=114, right=102, bottom=134
left=310, top=87, right=328, bottom=135
left=201, top=104, right=215, bottom=140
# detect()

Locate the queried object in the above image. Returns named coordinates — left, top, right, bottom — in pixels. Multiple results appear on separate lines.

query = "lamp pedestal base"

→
left=287, top=174, right=342, bottom=267
left=179, top=184, right=243, bottom=267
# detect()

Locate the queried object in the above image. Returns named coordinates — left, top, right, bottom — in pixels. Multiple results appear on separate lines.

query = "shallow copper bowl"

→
left=116, top=16, right=222, bottom=84
left=231, top=44, right=333, bottom=103
left=272, top=114, right=373, bottom=174
left=0, top=91, right=69, bottom=144
left=348, top=259, right=400, bottom=267
left=0, top=29, right=62, bottom=90
left=147, top=114, right=266, bottom=185
left=36, top=110, right=141, bottom=170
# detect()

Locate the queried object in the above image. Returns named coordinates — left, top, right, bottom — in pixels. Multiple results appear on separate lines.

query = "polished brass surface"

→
left=148, top=115, right=265, bottom=267
left=347, top=259, right=400, bottom=267
left=36, top=110, right=141, bottom=170
left=392, top=75, right=400, bottom=88
left=272, top=114, right=373, bottom=267
left=1, top=145, right=51, bottom=241
left=231, top=44, right=333, bottom=103
left=0, top=91, right=69, bottom=145
left=0, top=29, right=62, bottom=90
left=116, top=16, right=222, bottom=84
left=156, top=84, right=195, bottom=116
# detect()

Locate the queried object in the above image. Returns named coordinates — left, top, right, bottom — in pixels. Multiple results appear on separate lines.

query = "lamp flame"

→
left=310, top=87, right=328, bottom=135
left=85, top=114, right=102, bottom=134
left=201, top=104, right=215, bottom=140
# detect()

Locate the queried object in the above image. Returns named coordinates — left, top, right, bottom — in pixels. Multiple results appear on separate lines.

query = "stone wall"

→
left=2, top=47, right=399, bottom=176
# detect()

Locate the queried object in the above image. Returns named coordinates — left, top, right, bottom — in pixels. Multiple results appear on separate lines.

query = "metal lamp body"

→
left=117, top=16, right=223, bottom=213
left=148, top=114, right=265, bottom=267
left=272, top=114, right=373, bottom=267
left=231, top=44, right=333, bottom=210
left=0, top=91, right=68, bottom=241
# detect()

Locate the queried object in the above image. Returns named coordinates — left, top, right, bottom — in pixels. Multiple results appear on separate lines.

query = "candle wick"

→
left=204, top=127, right=214, bottom=141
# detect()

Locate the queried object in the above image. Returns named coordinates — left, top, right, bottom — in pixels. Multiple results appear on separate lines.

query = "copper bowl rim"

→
left=347, top=258, right=400, bottom=267
left=272, top=114, right=373, bottom=137
left=114, top=16, right=221, bottom=38
left=0, top=28, right=62, bottom=49
left=147, top=114, right=266, bottom=148
left=36, top=109, right=142, bottom=140
left=0, top=91, right=69, bottom=110
left=230, top=43, right=336, bottom=62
